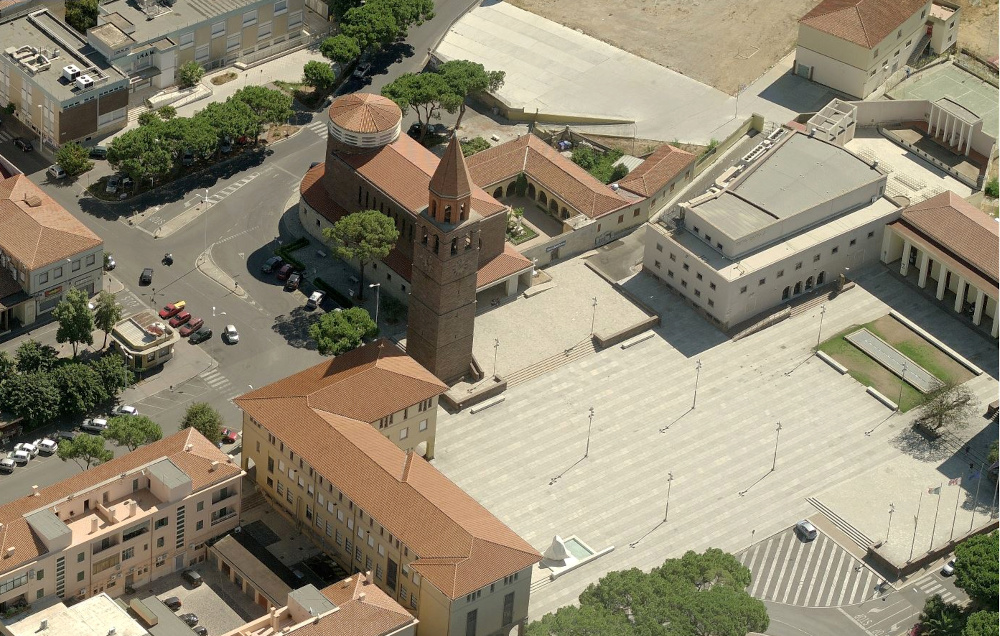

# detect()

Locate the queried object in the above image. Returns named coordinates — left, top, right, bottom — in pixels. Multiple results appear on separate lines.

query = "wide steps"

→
left=505, top=339, right=598, bottom=388
left=807, top=496, right=874, bottom=550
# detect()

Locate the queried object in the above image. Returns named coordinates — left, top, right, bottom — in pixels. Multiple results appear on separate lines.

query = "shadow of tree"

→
left=889, top=423, right=954, bottom=463
left=271, top=307, right=319, bottom=350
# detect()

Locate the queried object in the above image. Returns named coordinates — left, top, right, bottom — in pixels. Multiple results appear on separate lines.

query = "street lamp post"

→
left=492, top=338, right=500, bottom=379
left=816, top=305, right=827, bottom=348
left=692, top=359, right=703, bottom=409
left=584, top=407, right=595, bottom=458
left=886, top=503, right=895, bottom=544
left=897, top=362, right=908, bottom=411
left=590, top=297, right=598, bottom=336
left=771, top=422, right=782, bottom=472
left=664, top=472, right=674, bottom=522
left=370, top=283, right=381, bottom=326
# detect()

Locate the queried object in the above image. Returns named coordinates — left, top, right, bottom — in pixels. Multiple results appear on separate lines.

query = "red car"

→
left=221, top=428, right=239, bottom=443
left=169, top=311, right=192, bottom=328
left=276, top=264, right=293, bottom=281
left=179, top=318, right=204, bottom=337
left=158, top=301, right=186, bottom=319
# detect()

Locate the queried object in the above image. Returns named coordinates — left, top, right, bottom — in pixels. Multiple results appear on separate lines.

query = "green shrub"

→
left=985, top=177, right=999, bottom=199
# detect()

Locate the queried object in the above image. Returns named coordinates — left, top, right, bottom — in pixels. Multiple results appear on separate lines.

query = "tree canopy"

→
left=954, top=530, right=998, bottom=609
left=58, top=433, right=113, bottom=471
left=178, top=61, right=205, bottom=88
left=437, top=60, right=504, bottom=130
left=50, top=363, right=108, bottom=416
left=182, top=402, right=224, bottom=444
left=231, top=86, right=293, bottom=139
left=916, top=385, right=977, bottom=437
left=571, top=146, right=629, bottom=184
left=90, top=353, right=134, bottom=399
left=309, top=307, right=378, bottom=355
left=323, top=210, right=399, bottom=300
left=104, top=415, right=163, bottom=451
left=92, top=290, right=123, bottom=349
left=55, top=141, right=94, bottom=176
left=0, top=372, right=60, bottom=428
left=65, top=0, right=99, bottom=34
left=381, top=72, right=457, bottom=141
left=303, top=60, right=337, bottom=91
left=107, top=125, right=174, bottom=187
left=320, top=34, right=361, bottom=75
left=53, top=289, right=94, bottom=358
left=14, top=339, right=59, bottom=373
left=197, top=100, right=258, bottom=143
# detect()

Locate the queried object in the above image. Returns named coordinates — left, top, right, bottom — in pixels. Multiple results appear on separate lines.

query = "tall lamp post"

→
left=370, top=283, right=381, bottom=326
left=584, top=407, right=595, bottom=458
left=771, top=422, right=782, bottom=472
left=664, top=472, right=674, bottom=522
left=492, top=338, right=500, bottom=379
left=589, top=297, right=598, bottom=336
left=886, top=502, right=895, bottom=544
left=816, top=305, right=827, bottom=348
left=692, top=359, right=703, bottom=409
left=897, top=362, right=908, bottom=412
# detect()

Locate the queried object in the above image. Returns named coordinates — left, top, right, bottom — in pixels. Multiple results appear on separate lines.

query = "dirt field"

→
left=956, top=0, right=999, bottom=59
left=507, top=0, right=818, bottom=94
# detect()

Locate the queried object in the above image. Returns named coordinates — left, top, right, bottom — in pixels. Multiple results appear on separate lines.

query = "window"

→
left=355, top=547, right=362, bottom=563
left=197, top=501, right=204, bottom=512
left=243, top=9, right=257, bottom=26
left=336, top=530, right=343, bottom=546
left=258, top=21, right=272, bottom=40
left=669, top=253, right=676, bottom=262
left=274, top=0, right=287, bottom=14
left=654, top=260, right=661, bottom=269
left=78, top=552, right=85, bottom=563
left=897, top=29, right=902, bottom=38
left=212, top=21, right=225, bottom=37
left=656, top=243, right=663, bottom=252
left=195, top=44, right=209, bottom=64
left=466, top=610, right=478, bottom=636
left=708, top=299, right=715, bottom=307
left=867, top=231, right=875, bottom=238
left=156, top=537, right=164, bottom=548
left=36, top=569, right=44, bottom=581
left=873, top=48, right=879, bottom=58
left=227, top=33, right=241, bottom=52
left=920, top=9, right=925, bottom=18
left=696, top=272, right=703, bottom=280
left=776, top=270, right=783, bottom=279
left=849, top=239, right=857, bottom=246
left=633, top=209, right=640, bottom=217
left=795, top=262, right=803, bottom=270
left=709, top=282, right=716, bottom=290
left=503, top=592, right=515, bottom=626
left=72, top=260, right=80, bottom=271
left=705, top=234, right=711, bottom=243
left=266, top=477, right=273, bottom=488
left=831, top=247, right=839, bottom=255
left=667, top=270, right=674, bottom=278
left=418, top=419, right=428, bottom=432
left=276, top=482, right=284, bottom=495
left=286, top=490, right=294, bottom=504
left=39, top=272, right=48, bottom=284
left=813, top=254, right=821, bottom=262
left=121, top=547, right=134, bottom=561
left=740, top=286, right=747, bottom=294
left=376, top=564, right=384, bottom=580
left=759, top=278, right=766, bottom=286
left=617, top=215, right=624, bottom=223
left=77, top=571, right=85, bottom=582
left=906, top=39, right=912, bottom=46
left=196, top=520, right=204, bottom=531
left=155, top=517, right=168, bottom=529
left=399, top=427, right=408, bottom=441
left=694, top=289, right=701, bottom=297
left=682, top=263, right=689, bottom=271
left=681, top=280, right=688, bottom=288
left=179, top=32, right=194, bottom=49
left=693, top=226, right=700, bottom=233
left=288, top=10, right=302, bottom=27
left=86, top=254, right=96, bottom=266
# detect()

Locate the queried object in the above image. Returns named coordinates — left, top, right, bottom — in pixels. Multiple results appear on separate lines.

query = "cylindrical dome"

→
left=327, top=93, right=402, bottom=149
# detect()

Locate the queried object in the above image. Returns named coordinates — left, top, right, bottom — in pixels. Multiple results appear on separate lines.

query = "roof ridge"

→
left=853, top=5, right=872, bottom=47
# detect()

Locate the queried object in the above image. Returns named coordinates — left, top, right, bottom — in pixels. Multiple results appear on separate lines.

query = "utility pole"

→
left=492, top=338, right=500, bottom=379
left=370, top=283, right=381, bottom=326
left=886, top=502, right=895, bottom=544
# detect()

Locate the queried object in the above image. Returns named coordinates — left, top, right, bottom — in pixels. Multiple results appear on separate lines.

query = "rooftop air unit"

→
left=62, top=64, right=81, bottom=81
left=76, top=75, right=94, bottom=90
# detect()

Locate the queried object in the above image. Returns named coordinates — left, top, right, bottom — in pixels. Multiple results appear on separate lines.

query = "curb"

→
left=196, top=249, right=248, bottom=299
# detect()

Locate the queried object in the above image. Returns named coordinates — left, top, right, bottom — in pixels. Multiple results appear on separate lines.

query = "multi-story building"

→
left=235, top=353, right=542, bottom=636
left=86, top=0, right=307, bottom=91
left=0, top=169, right=104, bottom=333
left=2, top=592, right=149, bottom=636
left=643, top=129, right=901, bottom=330
left=109, top=310, right=180, bottom=372
left=794, top=0, right=960, bottom=98
left=0, top=8, right=130, bottom=145
left=0, top=430, right=243, bottom=612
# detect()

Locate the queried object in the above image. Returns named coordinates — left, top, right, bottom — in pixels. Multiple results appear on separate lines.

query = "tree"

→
left=65, top=0, right=99, bottom=34
left=919, top=594, right=966, bottom=636
left=108, top=125, right=174, bottom=188
left=90, top=354, right=133, bottom=399
left=327, top=0, right=363, bottom=19
left=0, top=372, right=61, bottom=428
left=985, top=177, right=999, bottom=199
left=161, top=116, right=218, bottom=160
left=137, top=110, right=162, bottom=127
left=231, top=86, right=293, bottom=140
left=437, top=60, right=505, bottom=130
left=196, top=100, right=257, bottom=143
left=53, top=289, right=94, bottom=358
left=309, top=307, right=378, bottom=355
left=526, top=604, right=633, bottom=636
left=323, top=210, right=399, bottom=299
left=178, top=61, right=206, bottom=88
left=461, top=136, right=491, bottom=157
left=320, top=34, right=361, bottom=76
left=341, top=3, right=400, bottom=52
left=372, top=0, right=434, bottom=35
left=303, top=60, right=337, bottom=92
left=0, top=351, right=13, bottom=383
left=988, top=440, right=998, bottom=465
left=954, top=530, right=998, bottom=609
left=103, top=415, right=163, bottom=451
left=92, top=290, right=123, bottom=349
left=916, top=385, right=977, bottom=436
left=182, top=402, right=223, bottom=443
left=964, top=611, right=999, bottom=636
left=571, top=146, right=629, bottom=184
left=14, top=339, right=59, bottom=373
left=381, top=72, right=456, bottom=141
left=55, top=141, right=94, bottom=176
left=51, top=363, right=108, bottom=416
left=157, top=105, right=177, bottom=120
left=57, top=433, right=113, bottom=471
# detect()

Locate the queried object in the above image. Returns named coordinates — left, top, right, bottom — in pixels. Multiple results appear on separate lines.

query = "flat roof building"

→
left=110, top=310, right=180, bottom=372
left=2, top=593, right=149, bottom=636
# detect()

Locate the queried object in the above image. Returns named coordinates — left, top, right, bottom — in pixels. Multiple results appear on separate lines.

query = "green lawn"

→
left=819, top=329, right=925, bottom=412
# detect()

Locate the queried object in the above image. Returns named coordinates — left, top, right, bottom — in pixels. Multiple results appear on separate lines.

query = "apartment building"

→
left=235, top=353, right=542, bottom=636
left=795, top=0, right=959, bottom=98
left=0, top=430, right=243, bottom=612
left=0, top=9, right=130, bottom=145
left=643, top=129, right=901, bottom=330
left=0, top=170, right=104, bottom=333
left=2, top=592, right=149, bottom=636
left=87, top=0, right=307, bottom=91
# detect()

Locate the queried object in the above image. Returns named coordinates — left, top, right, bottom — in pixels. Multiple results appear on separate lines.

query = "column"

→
left=505, top=276, right=518, bottom=297
left=954, top=277, right=967, bottom=313
left=973, top=288, right=986, bottom=325
left=917, top=251, right=930, bottom=288
left=932, top=107, right=942, bottom=136
left=936, top=264, right=948, bottom=300
left=992, top=314, right=998, bottom=338
left=900, top=240, right=912, bottom=275
left=965, top=126, right=973, bottom=156
left=956, top=123, right=965, bottom=153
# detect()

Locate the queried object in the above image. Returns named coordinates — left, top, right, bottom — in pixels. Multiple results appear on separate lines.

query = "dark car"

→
left=276, top=263, right=294, bottom=281
left=261, top=256, right=283, bottom=274
left=285, top=272, right=301, bottom=291
left=163, top=596, right=182, bottom=610
left=139, top=268, right=154, bottom=286
left=182, top=569, right=203, bottom=587
left=179, top=613, right=199, bottom=626
left=56, top=430, right=81, bottom=442
left=89, top=145, right=108, bottom=159
left=189, top=328, right=213, bottom=344
left=12, top=137, right=33, bottom=152
left=193, top=627, right=208, bottom=636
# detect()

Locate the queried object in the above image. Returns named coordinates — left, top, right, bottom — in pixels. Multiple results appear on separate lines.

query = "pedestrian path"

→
left=199, top=368, right=244, bottom=402
left=302, top=120, right=328, bottom=137
left=738, top=528, right=878, bottom=607
left=202, top=172, right=261, bottom=205
left=0, top=129, right=14, bottom=143
left=911, top=577, right=959, bottom=604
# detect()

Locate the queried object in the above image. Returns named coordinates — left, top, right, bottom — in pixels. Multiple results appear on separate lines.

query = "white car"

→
left=11, top=450, right=30, bottom=465
left=112, top=405, right=139, bottom=417
left=38, top=439, right=58, bottom=454
left=81, top=417, right=109, bottom=433
left=941, top=558, right=956, bottom=576
left=14, top=442, right=38, bottom=458
left=223, top=325, right=239, bottom=344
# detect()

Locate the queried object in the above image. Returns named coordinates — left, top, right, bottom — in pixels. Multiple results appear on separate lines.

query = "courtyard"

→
left=433, top=264, right=998, bottom=620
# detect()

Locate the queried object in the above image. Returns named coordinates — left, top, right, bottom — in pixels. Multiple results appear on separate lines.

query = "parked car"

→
left=223, top=324, right=239, bottom=344
left=81, top=418, right=109, bottom=433
left=179, top=318, right=204, bottom=337
left=179, top=613, right=199, bottom=627
left=221, top=428, right=239, bottom=444
left=112, top=405, right=139, bottom=417
left=12, top=137, right=32, bottom=152
left=47, top=164, right=67, bottom=179
left=104, top=255, right=116, bottom=271
left=89, top=144, right=108, bottom=159
left=182, top=150, right=194, bottom=166
left=11, top=450, right=30, bottom=465
left=105, top=175, right=121, bottom=194
left=353, top=61, right=371, bottom=78
left=14, top=442, right=38, bottom=458
left=193, top=626, right=208, bottom=636
left=220, top=138, right=233, bottom=154
left=139, top=267, right=153, bottom=285
left=182, top=570, right=203, bottom=587
left=162, top=596, right=182, bottom=611
left=169, top=311, right=192, bottom=328
left=285, top=272, right=301, bottom=291
left=305, top=291, right=324, bottom=310
left=276, top=263, right=294, bottom=281
left=189, top=328, right=213, bottom=344
left=37, top=439, right=58, bottom=454
left=941, top=558, right=956, bottom=576
left=158, top=301, right=187, bottom=319
left=122, top=176, right=134, bottom=191
left=0, top=457, right=15, bottom=474
left=794, top=520, right=818, bottom=541
left=261, top=256, right=283, bottom=273
left=56, top=430, right=81, bottom=442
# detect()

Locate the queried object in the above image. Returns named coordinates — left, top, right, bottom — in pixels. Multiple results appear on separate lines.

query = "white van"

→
left=306, top=291, right=325, bottom=310
left=47, top=164, right=67, bottom=179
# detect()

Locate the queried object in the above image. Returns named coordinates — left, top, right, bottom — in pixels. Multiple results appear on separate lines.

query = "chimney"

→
left=358, top=592, right=366, bottom=602
left=32, top=485, right=39, bottom=497
left=185, top=444, right=193, bottom=452
left=364, top=570, right=372, bottom=585
left=91, top=518, right=99, bottom=534
left=270, top=607, right=279, bottom=631
left=5, top=547, right=14, bottom=558
left=210, top=461, right=219, bottom=472
left=40, top=619, right=48, bottom=631
left=129, top=501, right=137, bottom=517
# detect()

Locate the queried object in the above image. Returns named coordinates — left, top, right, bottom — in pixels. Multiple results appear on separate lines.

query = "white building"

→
left=644, top=129, right=902, bottom=330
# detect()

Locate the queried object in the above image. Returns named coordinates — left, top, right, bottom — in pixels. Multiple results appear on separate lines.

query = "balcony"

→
left=211, top=489, right=237, bottom=505
left=211, top=510, right=237, bottom=526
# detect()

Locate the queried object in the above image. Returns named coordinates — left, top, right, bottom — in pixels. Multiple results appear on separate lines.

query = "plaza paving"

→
left=433, top=264, right=998, bottom=620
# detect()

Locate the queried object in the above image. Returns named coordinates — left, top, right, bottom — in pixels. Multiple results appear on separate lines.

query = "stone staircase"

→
left=807, top=497, right=874, bottom=550
left=503, top=338, right=598, bottom=388
left=908, top=32, right=932, bottom=66
left=241, top=488, right=266, bottom=513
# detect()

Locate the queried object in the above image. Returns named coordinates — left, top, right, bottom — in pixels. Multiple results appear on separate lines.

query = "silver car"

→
left=794, top=520, right=818, bottom=541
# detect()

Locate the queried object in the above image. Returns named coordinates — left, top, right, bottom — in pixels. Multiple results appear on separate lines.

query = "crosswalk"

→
left=911, top=576, right=959, bottom=604
left=199, top=368, right=245, bottom=402
left=738, top=527, right=877, bottom=607
left=303, top=120, right=328, bottom=137
left=200, top=172, right=261, bottom=205
left=0, top=129, right=13, bottom=143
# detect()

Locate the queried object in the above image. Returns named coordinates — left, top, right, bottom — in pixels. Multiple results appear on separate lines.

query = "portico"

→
left=927, top=98, right=982, bottom=157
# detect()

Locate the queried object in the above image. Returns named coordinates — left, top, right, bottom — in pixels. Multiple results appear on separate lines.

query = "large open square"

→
left=889, top=63, right=1000, bottom=139
left=433, top=264, right=998, bottom=620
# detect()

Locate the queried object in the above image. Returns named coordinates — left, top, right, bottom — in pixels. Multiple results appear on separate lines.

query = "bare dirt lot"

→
left=507, top=0, right=818, bottom=94
left=956, top=0, right=999, bottom=59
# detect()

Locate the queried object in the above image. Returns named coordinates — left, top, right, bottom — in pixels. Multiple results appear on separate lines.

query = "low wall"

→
left=692, top=114, right=765, bottom=177
left=594, top=316, right=659, bottom=348
left=475, top=90, right=635, bottom=127
left=878, top=126, right=981, bottom=189
left=441, top=377, right=508, bottom=411
left=868, top=519, right=999, bottom=578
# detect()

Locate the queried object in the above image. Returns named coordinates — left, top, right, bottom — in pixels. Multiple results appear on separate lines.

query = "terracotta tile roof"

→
left=465, top=135, right=634, bottom=219
left=328, top=93, right=402, bottom=134
left=799, top=0, right=929, bottom=49
left=477, top=244, right=532, bottom=289
left=429, top=135, right=474, bottom=199
left=235, top=364, right=541, bottom=599
left=0, top=430, right=239, bottom=575
left=617, top=145, right=696, bottom=197
left=898, top=191, right=999, bottom=284
left=301, top=575, right=416, bottom=636
left=300, top=163, right=348, bottom=224
left=341, top=134, right=506, bottom=218
left=0, top=174, right=103, bottom=270
left=236, top=340, right=446, bottom=424
left=382, top=246, right=413, bottom=281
